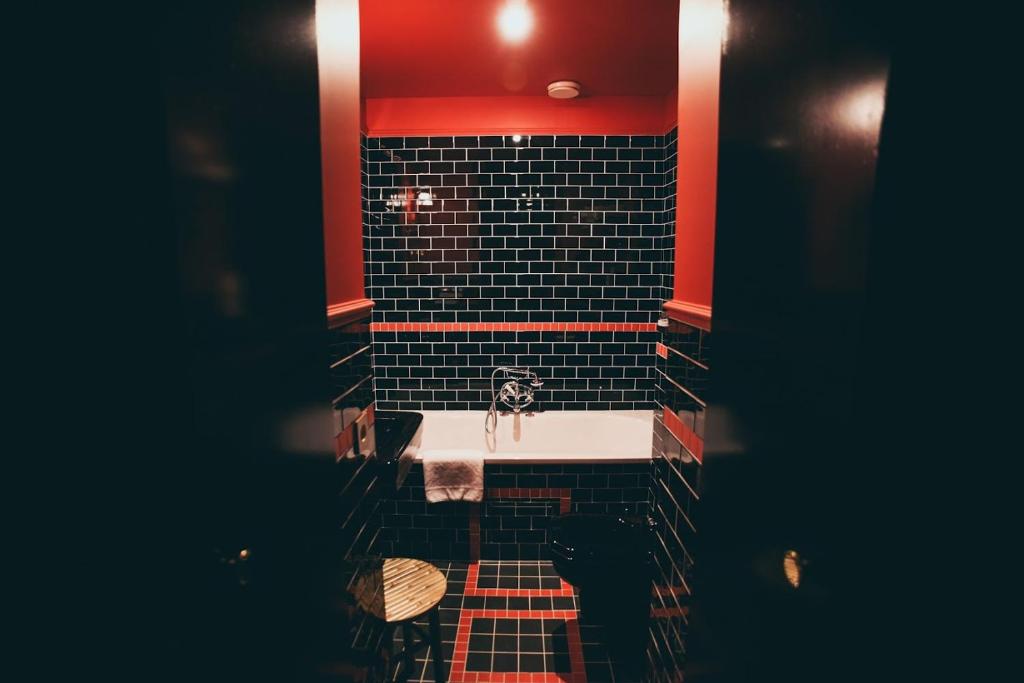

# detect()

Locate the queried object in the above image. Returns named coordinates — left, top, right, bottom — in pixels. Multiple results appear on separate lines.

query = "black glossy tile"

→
left=519, top=653, right=545, bottom=672
left=364, top=130, right=680, bottom=410
left=468, top=634, right=492, bottom=651
left=494, top=618, right=517, bottom=634
left=493, top=652, right=518, bottom=672
left=465, top=652, right=491, bottom=671
left=519, top=618, right=543, bottom=634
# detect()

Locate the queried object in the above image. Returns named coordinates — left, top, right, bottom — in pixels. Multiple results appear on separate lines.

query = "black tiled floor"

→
left=464, top=616, right=573, bottom=674
left=389, top=561, right=636, bottom=682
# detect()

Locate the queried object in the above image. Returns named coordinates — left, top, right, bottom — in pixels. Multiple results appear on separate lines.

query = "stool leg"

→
left=402, top=622, right=415, bottom=681
left=384, top=624, right=396, bottom=681
left=428, top=606, right=446, bottom=683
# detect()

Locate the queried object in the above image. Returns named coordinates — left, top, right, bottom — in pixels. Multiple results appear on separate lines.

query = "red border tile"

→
left=370, top=322, right=657, bottom=333
left=661, top=404, right=704, bottom=465
left=465, top=563, right=576, bottom=598
left=449, top=609, right=587, bottom=683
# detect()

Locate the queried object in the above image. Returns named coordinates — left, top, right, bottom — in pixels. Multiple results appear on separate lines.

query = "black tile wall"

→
left=481, top=500, right=558, bottom=561
left=364, top=133, right=669, bottom=324
left=377, top=463, right=651, bottom=562
left=486, top=464, right=651, bottom=516
left=327, top=313, right=401, bottom=672
left=646, top=318, right=711, bottom=682
left=372, top=328, right=658, bottom=411
left=378, top=465, right=474, bottom=561
left=362, top=131, right=678, bottom=411
left=328, top=314, right=381, bottom=560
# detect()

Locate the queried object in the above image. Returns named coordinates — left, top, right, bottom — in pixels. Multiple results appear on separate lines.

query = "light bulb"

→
left=497, top=1, right=533, bottom=43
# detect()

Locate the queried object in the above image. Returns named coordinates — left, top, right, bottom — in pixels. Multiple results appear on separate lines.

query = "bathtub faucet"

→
left=484, top=367, right=544, bottom=434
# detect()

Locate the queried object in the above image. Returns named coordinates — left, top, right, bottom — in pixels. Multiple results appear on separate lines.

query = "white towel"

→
left=421, top=449, right=484, bottom=503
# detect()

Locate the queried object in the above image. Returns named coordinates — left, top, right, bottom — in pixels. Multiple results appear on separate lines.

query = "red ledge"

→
left=663, top=299, right=712, bottom=331
left=326, top=298, right=375, bottom=329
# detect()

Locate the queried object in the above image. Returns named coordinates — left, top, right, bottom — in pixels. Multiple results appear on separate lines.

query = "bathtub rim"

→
left=412, top=408, right=654, bottom=464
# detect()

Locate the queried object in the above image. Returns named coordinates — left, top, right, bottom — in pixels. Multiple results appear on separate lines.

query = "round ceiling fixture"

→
left=547, top=80, right=581, bottom=99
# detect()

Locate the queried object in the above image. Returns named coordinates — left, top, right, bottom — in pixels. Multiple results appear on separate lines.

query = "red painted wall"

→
left=317, top=0, right=366, bottom=308
left=671, top=0, right=723, bottom=322
left=365, top=94, right=677, bottom=137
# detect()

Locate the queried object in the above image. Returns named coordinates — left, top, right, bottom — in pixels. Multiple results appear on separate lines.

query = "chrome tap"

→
left=484, top=367, right=544, bottom=434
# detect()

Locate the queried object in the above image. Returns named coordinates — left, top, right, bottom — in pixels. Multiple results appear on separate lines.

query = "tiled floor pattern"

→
left=390, top=561, right=638, bottom=683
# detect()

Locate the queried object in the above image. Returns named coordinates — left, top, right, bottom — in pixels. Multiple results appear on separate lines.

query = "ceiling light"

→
left=497, top=1, right=533, bottom=43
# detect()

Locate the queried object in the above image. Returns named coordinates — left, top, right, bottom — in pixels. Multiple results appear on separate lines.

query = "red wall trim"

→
left=365, top=94, right=677, bottom=137
left=672, top=0, right=723, bottom=313
left=663, top=299, right=712, bottom=331
left=326, top=298, right=375, bottom=329
left=371, top=321, right=657, bottom=333
left=318, top=0, right=367, bottom=307
left=662, top=403, right=705, bottom=464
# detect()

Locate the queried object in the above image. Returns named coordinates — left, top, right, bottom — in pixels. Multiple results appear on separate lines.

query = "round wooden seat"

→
left=351, top=558, right=447, bottom=681
left=353, top=558, right=447, bottom=623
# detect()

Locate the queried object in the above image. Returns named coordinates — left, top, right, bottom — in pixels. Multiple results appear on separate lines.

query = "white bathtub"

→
left=416, top=410, right=654, bottom=463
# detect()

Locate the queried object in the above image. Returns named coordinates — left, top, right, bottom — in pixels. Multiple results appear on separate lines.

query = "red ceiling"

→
left=360, top=0, right=679, bottom=99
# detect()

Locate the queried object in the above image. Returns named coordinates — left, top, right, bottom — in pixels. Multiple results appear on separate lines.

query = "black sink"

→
left=373, top=410, right=423, bottom=492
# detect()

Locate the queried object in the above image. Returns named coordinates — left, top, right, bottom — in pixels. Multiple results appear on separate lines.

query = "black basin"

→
left=373, top=410, right=423, bottom=492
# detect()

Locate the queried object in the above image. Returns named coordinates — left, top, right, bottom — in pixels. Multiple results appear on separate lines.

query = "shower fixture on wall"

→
left=484, top=367, right=545, bottom=434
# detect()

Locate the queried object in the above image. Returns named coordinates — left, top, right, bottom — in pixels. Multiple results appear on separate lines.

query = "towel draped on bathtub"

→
left=421, top=449, right=484, bottom=503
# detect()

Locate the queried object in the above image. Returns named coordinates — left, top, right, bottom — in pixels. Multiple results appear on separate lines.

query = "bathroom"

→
left=157, top=0, right=898, bottom=681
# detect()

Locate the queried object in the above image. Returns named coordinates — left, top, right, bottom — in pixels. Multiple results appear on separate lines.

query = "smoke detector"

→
left=547, top=80, right=581, bottom=99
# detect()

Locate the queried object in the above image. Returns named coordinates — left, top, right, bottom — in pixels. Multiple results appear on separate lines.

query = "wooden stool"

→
left=352, top=558, right=447, bottom=682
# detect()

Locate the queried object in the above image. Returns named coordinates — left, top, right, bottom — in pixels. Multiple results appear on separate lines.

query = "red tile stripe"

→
left=333, top=402, right=375, bottom=460
left=450, top=610, right=587, bottom=683
left=661, top=404, right=704, bottom=464
left=370, top=322, right=657, bottom=333
left=655, top=341, right=669, bottom=359
left=465, top=563, right=576, bottom=598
